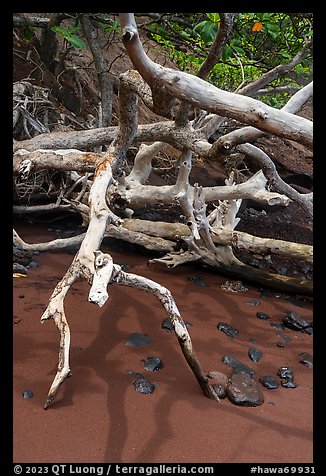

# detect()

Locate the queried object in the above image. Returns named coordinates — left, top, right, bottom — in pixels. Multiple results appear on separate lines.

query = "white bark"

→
left=122, top=219, right=313, bottom=263
left=89, top=252, right=219, bottom=400
left=114, top=168, right=289, bottom=209
left=119, top=14, right=312, bottom=149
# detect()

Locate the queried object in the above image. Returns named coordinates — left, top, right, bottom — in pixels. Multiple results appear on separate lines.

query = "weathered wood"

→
left=119, top=14, right=313, bottom=149
left=88, top=252, right=219, bottom=401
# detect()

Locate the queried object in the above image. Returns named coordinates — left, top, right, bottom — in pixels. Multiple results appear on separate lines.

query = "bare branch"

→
left=237, top=39, right=312, bottom=97
left=119, top=14, right=312, bottom=148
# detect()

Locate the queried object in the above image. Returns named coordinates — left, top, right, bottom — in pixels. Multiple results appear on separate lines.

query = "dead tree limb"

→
left=36, top=77, right=216, bottom=409
left=89, top=252, right=220, bottom=401
left=119, top=14, right=312, bottom=149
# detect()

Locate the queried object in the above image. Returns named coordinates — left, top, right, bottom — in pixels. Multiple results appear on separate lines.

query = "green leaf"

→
left=222, top=45, right=232, bottom=61
left=200, top=22, right=218, bottom=44
left=193, top=20, right=208, bottom=31
left=23, top=26, right=34, bottom=42
left=50, top=25, right=86, bottom=49
left=233, top=46, right=245, bottom=56
left=68, top=35, right=86, bottom=49
left=280, top=51, right=291, bottom=59
left=207, top=13, right=220, bottom=23
left=51, top=25, right=68, bottom=37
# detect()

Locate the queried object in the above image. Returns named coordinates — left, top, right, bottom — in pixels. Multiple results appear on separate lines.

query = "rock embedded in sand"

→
left=187, top=275, right=208, bottom=287
left=256, top=312, right=270, bottom=320
left=13, top=263, right=28, bottom=275
left=125, top=332, right=152, bottom=347
left=246, top=300, right=261, bottom=306
left=248, top=348, right=263, bottom=363
left=282, top=311, right=312, bottom=334
left=142, top=356, right=164, bottom=371
left=222, top=355, right=255, bottom=378
left=226, top=373, right=264, bottom=406
left=161, top=318, right=173, bottom=333
left=270, top=322, right=285, bottom=330
left=133, top=378, right=156, bottom=394
left=299, top=352, right=313, bottom=368
left=207, top=371, right=229, bottom=385
left=22, top=390, right=34, bottom=399
left=259, top=375, right=279, bottom=389
left=277, top=365, right=298, bottom=388
left=217, top=322, right=239, bottom=338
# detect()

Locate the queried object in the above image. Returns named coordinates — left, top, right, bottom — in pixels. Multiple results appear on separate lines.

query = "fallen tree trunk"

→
left=36, top=79, right=219, bottom=410
left=122, top=218, right=313, bottom=263
left=119, top=14, right=313, bottom=149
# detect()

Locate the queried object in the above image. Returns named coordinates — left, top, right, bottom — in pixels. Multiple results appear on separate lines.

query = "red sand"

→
left=13, top=225, right=313, bottom=463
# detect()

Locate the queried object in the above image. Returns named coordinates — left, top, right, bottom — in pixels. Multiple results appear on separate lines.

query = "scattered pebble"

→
left=248, top=348, right=263, bottom=363
left=125, top=333, right=152, bottom=347
left=161, top=318, right=173, bottom=333
left=217, top=322, right=239, bottom=338
left=207, top=371, right=228, bottom=386
left=256, top=312, right=270, bottom=320
left=299, top=352, right=313, bottom=368
left=142, top=356, right=164, bottom=371
left=222, top=355, right=255, bottom=378
left=277, top=365, right=298, bottom=388
left=226, top=373, right=264, bottom=406
left=22, top=390, right=34, bottom=399
left=246, top=300, right=261, bottom=306
left=259, top=376, right=279, bottom=389
left=279, top=334, right=292, bottom=342
left=133, top=378, right=156, bottom=394
left=270, top=322, right=285, bottom=331
left=282, top=311, right=312, bottom=334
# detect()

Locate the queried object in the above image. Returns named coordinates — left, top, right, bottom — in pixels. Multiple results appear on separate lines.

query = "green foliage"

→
left=192, top=13, right=221, bottom=45
left=145, top=12, right=312, bottom=107
left=97, top=20, right=121, bottom=34
left=23, top=26, right=34, bottom=42
left=50, top=25, right=86, bottom=49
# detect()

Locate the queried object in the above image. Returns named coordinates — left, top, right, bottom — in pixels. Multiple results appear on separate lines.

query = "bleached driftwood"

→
left=37, top=82, right=218, bottom=409
left=89, top=251, right=219, bottom=400
left=119, top=14, right=313, bottom=149
left=114, top=168, right=290, bottom=209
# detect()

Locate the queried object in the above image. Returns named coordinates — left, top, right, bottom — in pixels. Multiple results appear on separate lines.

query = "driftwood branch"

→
left=89, top=252, right=219, bottom=401
left=237, top=39, right=312, bottom=97
left=119, top=14, right=312, bottom=149
left=114, top=168, right=290, bottom=209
